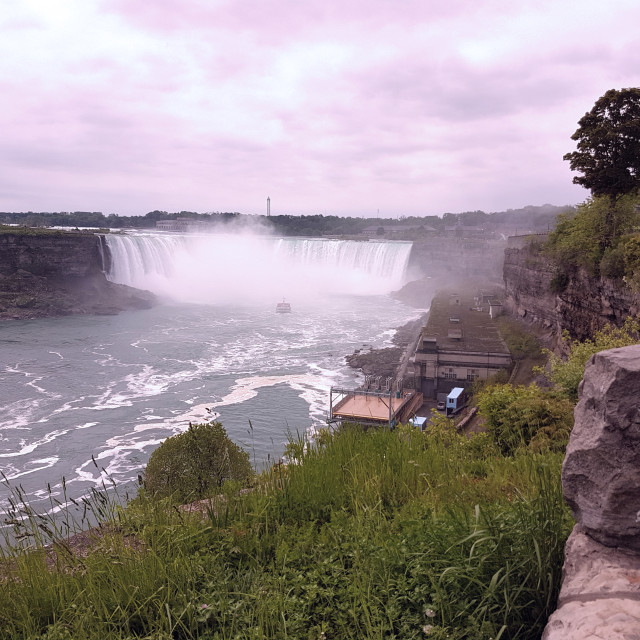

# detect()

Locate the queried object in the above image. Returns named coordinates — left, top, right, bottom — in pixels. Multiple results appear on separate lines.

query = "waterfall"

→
left=104, top=232, right=412, bottom=303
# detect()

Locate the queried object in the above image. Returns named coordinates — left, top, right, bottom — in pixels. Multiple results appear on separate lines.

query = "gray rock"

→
left=543, top=524, right=640, bottom=640
left=562, top=344, right=640, bottom=550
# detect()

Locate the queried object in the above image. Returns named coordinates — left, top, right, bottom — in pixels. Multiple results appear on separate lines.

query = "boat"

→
left=276, top=299, right=292, bottom=313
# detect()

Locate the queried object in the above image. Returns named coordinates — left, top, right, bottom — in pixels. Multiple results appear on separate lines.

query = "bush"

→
left=477, top=384, right=574, bottom=455
left=600, top=245, right=626, bottom=279
left=549, top=270, right=569, bottom=293
left=542, top=318, right=640, bottom=402
left=144, top=421, right=253, bottom=503
left=497, top=318, right=542, bottom=361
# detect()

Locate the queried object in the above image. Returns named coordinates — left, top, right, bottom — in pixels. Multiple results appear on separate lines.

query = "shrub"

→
left=600, top=245, right=626, bottom=279
left=549, top=270, right=569, bottom=293
left=477, top=384, right=574, bottom=455
left=143, top=421, right=253, bottom=503
left=497, top=318, right=542, bottom=361
left=542, top=317, right=640, bottom=402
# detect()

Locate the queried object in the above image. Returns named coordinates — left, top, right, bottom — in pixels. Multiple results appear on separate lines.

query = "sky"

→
left=1, top=0, right=639, bottom=218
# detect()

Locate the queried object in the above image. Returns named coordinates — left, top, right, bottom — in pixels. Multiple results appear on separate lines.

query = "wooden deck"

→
left=331, top=389, right=423, bottom=425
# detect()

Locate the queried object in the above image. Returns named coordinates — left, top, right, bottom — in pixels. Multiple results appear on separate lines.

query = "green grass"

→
left=0, top=425, right=572, bottom=639
left=0, top=224, right=107, bottom=236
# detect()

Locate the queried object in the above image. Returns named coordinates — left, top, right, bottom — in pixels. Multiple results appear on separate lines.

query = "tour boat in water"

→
left=276, top=299, right=292, bottom=313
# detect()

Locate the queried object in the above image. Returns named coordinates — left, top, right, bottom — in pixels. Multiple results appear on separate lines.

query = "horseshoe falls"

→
left=1, top=231, right=421, bottom=517
left=104, top=233, right=413, bottom=303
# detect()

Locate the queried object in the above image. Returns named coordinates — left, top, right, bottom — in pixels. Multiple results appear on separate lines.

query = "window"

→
left=443, top=368, right=457, bottom=380
left=467, top=369, right=479, bottom=381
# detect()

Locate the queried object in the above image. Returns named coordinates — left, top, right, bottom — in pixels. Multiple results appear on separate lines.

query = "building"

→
left=413, top=289, right=512, bottom=398
left=156, top=219, right=212, bottom=232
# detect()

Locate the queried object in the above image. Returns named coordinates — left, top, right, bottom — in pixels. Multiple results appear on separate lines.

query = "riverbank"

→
left=0, top=271, right=155, bottom=320
left=345, top=313, right=427, bottom=378
left=344, top=276, right=437, bottom=379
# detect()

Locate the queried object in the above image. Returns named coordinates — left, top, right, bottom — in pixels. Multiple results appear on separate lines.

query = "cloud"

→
left=0, top=0, right=639, bottom=215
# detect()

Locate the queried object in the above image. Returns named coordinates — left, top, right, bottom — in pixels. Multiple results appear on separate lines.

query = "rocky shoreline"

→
left=0, top=271, right=155, bottom=321
left=344, top=275, right=437, bottom=380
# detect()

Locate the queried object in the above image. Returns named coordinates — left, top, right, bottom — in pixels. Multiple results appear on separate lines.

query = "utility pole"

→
left=267, top=196, right=271, bottom=217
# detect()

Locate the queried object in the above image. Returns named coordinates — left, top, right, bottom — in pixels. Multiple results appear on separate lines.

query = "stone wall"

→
left=503, top=235, right=640, bottom=343
left=543, top=345, right=640, bottom=639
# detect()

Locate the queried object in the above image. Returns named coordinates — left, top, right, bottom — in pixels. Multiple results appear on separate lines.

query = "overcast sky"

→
left=1, top=0, right=639, bottom=217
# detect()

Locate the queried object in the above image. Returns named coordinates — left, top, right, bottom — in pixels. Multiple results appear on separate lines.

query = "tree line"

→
left=0, top=205, right=569, bottom=237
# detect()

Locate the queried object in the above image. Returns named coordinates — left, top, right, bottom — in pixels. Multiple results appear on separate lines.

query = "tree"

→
left=143, top=422, right=253, bottom=503
left=563, top=88, right=640, bottom=248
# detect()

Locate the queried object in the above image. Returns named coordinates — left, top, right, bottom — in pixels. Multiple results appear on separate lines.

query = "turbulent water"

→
left=0, top=232, right=420, bottom=515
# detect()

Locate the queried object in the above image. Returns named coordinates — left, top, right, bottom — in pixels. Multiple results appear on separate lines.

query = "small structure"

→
left=446, top=387, right=466, bottom=415
left=329, top=384, right=423, bottom=429
left=489, top=300, right=503, bottom=319
left=409, top=416, right=427, bottom=430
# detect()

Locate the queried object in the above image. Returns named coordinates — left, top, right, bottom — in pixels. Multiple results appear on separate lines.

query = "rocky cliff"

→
left=503, top=235, right=640, bottom=343
left=0, top=230, right=154, bottom=320
left=543, top=345, right=640, bottom=639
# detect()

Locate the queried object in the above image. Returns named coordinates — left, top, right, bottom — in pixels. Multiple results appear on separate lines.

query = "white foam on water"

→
left=0, top=429, right=71, bottom=458
left=0, top=398, right=44, bottom=431
left=76, top=422, right=99, bottom=430
left=4, top=457, right=59, bottom=481
left=207, top=370, right=345, bottom=427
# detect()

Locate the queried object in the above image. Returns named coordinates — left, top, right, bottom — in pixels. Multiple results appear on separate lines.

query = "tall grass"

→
left=0, top=425, right=572, bottom=639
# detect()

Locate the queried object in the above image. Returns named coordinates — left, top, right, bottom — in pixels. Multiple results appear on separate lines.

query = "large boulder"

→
left=562, top=344, right=640, bottom=550
left=543, top=525, right=640, bottom=639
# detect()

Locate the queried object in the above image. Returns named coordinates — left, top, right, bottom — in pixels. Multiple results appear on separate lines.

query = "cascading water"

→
left=104, top=232, right=412, bottom=303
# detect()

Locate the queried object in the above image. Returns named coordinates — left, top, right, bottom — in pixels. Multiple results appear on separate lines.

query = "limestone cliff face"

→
left=503, top=235, right=640, bottom=342
left=0, top=232, right=108, bottom=277
left=0, top=231, right=153, bottom=320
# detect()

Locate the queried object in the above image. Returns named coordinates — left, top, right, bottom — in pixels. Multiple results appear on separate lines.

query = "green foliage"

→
left=0, top=224, right=66, bottom=236
left=0, top=427, right=572, bottom=640
left=599, top=244, right=627, bottom=279
left=497, top=317, right=542, bottom=361
left=549, top=269, right=570, bottom=293
left=143, top=421, right=253, bottom=503
left=564, top=88, right=640, bottom=204
left=563, top=88, right=640, bottom=252
left=544, top=194, right=640, bottom=282
left=477, top=384, right=574, bottom=455
left=543, top=317, right=640, bottom=401
left=622, top=234, right=640, bottom=291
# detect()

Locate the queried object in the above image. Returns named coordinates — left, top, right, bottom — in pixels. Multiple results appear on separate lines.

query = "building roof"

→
left=419, top=289, right=510, bottom=355
left=447, top=387, right=465, bottom=399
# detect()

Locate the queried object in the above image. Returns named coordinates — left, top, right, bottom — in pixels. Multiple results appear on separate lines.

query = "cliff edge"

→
left=503, top=235, right=640, bottom=344
left=0, top=231, right=155, bottom=320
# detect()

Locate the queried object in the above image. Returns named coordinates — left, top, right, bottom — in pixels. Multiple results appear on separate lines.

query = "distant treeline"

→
left=0, top=204, right=573, bottom=236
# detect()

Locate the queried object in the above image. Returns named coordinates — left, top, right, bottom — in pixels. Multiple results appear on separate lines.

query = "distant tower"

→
left=267, top=196, right=271, bottom=217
